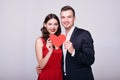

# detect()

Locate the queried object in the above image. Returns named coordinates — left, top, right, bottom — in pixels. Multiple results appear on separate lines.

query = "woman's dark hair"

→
left=41, top=14, right=61, bottom=41
left=61, top=5, right=75, bottom=17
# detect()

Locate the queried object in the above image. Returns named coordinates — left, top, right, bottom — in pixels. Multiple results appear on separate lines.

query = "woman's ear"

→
left=44, top=23, right=46, bottom=27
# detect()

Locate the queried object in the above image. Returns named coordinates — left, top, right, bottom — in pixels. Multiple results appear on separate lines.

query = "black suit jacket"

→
left=63, top=27, right=95, bottom=80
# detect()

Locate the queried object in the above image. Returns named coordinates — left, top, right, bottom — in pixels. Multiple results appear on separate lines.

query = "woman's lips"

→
left=50, top=29, right=56, bottom=32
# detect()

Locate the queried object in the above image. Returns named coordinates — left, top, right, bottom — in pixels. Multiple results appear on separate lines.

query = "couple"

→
left=35, top=5, right=95, bottom=80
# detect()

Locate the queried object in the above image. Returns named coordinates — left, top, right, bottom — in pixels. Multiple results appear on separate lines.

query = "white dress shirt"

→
left=62, top=26, right=75, bottom=74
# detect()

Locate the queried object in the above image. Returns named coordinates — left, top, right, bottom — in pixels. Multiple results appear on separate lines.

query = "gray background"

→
left=0, top=0, right=120, bottom=80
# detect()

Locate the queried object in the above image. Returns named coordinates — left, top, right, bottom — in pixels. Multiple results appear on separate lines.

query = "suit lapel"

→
left=70, top=27, right=78, bottom=42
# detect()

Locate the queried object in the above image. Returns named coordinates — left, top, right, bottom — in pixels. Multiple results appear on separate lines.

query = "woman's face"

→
left=44, top=18, right=59, bottom=35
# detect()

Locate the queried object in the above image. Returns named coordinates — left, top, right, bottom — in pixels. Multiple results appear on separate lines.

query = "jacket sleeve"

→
left=74, top=31, right=95, bottom=65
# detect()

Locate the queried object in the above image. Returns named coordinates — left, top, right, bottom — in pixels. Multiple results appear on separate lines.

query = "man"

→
left=61, top=5, right=95, bottom=80
left=36, top=5, right=95, bottom=80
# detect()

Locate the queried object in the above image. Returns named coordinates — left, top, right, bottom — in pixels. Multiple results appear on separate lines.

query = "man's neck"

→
left=65, top=29, right=70, bottom=35
left=65, top=26, right=74, bottom=35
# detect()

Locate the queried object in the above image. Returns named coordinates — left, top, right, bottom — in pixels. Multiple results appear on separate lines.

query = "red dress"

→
left=38, top=38, right=63, bottom=80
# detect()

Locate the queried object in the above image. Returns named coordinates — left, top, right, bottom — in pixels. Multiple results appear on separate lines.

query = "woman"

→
left=35, top=14, right=63, bottom=80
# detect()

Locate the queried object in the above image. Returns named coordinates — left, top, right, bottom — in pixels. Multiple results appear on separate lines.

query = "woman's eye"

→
left=54, top=23, right=58, bottom=26
left=48, top=23, right=52, bottom=25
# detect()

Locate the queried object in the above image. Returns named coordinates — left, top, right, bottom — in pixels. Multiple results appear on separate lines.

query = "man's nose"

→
left=64, top=18, right=68, bottom=21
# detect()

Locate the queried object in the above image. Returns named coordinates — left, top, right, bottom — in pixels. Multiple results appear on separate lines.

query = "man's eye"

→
left=61, top=17, right=65, bottom=19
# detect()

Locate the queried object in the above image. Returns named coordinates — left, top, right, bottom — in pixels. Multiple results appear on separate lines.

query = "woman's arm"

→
left=35, top=38, right=53, bottom=69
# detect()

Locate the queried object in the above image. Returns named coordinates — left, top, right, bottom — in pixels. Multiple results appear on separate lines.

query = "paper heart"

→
left=50, top=34, right=66, bottom=47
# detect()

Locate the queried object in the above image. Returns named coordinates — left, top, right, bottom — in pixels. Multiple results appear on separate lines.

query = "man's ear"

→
left=74, top=16, right=76, bottom=21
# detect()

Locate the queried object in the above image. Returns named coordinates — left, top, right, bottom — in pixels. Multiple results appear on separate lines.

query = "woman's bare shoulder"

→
left=35, top=37, right=43, bottom=46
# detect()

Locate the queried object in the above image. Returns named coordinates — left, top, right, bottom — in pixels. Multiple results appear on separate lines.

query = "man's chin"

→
left=64, top=26, right=70, bottom=29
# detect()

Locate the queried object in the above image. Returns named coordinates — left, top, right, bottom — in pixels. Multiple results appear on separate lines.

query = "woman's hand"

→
left=46, top=38, right=53, bottom=53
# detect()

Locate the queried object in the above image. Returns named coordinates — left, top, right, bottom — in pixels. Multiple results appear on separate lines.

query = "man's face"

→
left=60, top=10, right=75, bottom=29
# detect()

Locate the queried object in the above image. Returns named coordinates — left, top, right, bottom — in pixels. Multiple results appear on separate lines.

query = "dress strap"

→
left=40, top=37, right=46, bottom=45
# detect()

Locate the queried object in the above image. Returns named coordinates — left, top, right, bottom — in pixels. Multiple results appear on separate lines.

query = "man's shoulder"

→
left=75, top=27, right=89, bottom=33
left=75, top=27, right=93, bottom=40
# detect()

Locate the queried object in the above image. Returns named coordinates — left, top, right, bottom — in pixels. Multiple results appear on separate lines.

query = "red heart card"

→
left=50, top=34, right=66, bottom=47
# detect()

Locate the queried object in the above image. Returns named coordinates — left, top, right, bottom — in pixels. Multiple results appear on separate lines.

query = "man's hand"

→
left=64, top=40, right=75, bottom=54
left=36, top=65, right=42, bottom=75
